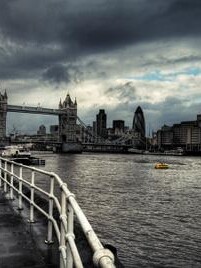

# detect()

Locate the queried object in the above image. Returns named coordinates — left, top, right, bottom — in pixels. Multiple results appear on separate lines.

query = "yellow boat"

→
left=155, top=162, right=169, bottom=169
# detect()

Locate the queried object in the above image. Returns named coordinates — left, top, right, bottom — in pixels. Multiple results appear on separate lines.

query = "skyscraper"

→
left=132, top=106, right=146, bottom=147
left=113, top=120, right=125, bottom=135
left=96, top=109, right=107, bottom=139
left=132, top=106, right=145, bottom=136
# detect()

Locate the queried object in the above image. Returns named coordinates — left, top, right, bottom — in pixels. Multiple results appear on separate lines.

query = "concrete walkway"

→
left=0, top=190, right=124, bottom=268
left=0, top=190, right=57, bottom=268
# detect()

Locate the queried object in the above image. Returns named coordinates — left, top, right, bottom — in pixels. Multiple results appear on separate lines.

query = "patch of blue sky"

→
left=185, top=67, right=201, bottom=76
left=134, top=71, right=172, bottom=81
left=127, top=66, right=201, bottom=82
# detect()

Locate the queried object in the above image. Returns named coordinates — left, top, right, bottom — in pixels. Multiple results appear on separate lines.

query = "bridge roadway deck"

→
left=7, top=105, right=64, bottom=115
left=0, top=190, right=57, bottom=268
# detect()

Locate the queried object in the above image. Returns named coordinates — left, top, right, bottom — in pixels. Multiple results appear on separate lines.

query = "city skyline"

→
left=0, top=1, right=201, bottom=133
left=2, top=89, right=201, bottom=137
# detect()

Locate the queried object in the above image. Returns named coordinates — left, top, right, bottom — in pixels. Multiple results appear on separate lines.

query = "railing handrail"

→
left=0, top=157, right=115, bottom=268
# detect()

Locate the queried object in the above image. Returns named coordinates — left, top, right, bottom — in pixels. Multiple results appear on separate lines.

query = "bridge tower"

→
left=58, top=93, right=82, bottom=152
left=0, top=91, right=7, bottom=141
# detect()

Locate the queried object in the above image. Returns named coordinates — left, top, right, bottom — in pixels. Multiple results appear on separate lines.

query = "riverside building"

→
left=157, top=114, right=201, bottom=152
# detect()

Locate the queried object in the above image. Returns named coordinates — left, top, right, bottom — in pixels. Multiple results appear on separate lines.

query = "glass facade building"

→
left=132, top=106, right=145, bottom=139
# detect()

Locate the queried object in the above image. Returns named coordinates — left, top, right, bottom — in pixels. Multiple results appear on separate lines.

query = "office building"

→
left=113, top=120, right=125, bottom=136
left=157, top=114, right=201, bottom=151
left=96, top=109, right=107, bottom=139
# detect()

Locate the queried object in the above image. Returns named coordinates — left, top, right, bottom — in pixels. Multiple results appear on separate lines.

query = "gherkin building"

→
left=132, top=106, right=146, bottom=147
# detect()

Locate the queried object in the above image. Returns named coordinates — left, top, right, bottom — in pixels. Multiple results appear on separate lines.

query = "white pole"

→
left=66, top=203, right=73, bottom=268
left=10, top=163, right=14, bottom=199
left=45, top=176, right=54, bottom=244
left=0, top=159, right=2, bottom=188
left=60, top=190, right=67, bottom=268
left=29, top=171, right=35, bottom=223
left=18, top=166, right=23, bottom=210
left=4, top=161, right=7, bottom=193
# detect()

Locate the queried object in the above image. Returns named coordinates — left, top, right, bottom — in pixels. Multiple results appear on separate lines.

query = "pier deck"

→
left=0, top=191, right=56, bottom=268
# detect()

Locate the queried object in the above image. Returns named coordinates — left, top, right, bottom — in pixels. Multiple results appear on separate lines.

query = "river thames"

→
left=35, top=152, right=201, bottom=268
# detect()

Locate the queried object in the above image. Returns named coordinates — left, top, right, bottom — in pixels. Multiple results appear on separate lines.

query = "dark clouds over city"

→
left=0, top=0, right=201, bottom=134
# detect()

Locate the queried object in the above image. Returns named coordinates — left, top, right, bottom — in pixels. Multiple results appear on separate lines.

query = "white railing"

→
left=0, top=157, right=115, bottom=268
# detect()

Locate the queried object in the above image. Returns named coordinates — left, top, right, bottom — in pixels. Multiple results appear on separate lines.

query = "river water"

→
left=34, top=152, right=201, bottom=268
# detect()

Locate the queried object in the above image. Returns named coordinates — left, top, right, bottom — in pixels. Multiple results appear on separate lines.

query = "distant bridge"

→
left=0, top=92, right=142, bottom=151
left=0, top=92, right=81, bottom=152
left=7, top=105, right=68, bottom=115
left=7, top=105, right=140, bottom=148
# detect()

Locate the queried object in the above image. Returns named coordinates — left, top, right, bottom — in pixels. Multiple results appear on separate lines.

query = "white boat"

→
left=163, top=148, right=184, bottom=156
left=143, top=147, right=184, bottom=156
left=1, top=145, right=31, bottom=158
left=128, top=148, right=144, bottom=154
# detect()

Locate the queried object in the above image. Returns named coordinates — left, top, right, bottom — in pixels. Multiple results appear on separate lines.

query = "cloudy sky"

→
left=1, top=0, right=201, bottom=135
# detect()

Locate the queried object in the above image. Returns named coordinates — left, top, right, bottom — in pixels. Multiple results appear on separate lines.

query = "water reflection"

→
left=34, top=152, right=201, bottom=268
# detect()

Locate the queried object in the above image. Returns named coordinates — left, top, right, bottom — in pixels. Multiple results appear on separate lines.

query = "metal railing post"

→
left=0, top=159, right=2, bottom=188
left=4, top=161, right=7, bottom=193
left=45, top=176, right=54, bottom=244
left=9, top=163, right=14, bottom=200
left=18, top=166, right=23, bottom=210
left=66, top=203, right=73, bottom=268
left=28, top=171, right=35, bottom=223
left=60, top=190, right=67, bottom=268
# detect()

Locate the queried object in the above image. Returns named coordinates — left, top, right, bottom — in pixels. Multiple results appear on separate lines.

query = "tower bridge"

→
left=0, top=91, right=82, bottom=152
left=0, top=91, right=138, bottom=152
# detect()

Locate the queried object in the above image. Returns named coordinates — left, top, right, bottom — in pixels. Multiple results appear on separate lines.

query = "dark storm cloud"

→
left=0, top=0, right=67, bottom=43
left=0, top=0, right=201, bottom=82
left=0, top=46, right=65, bottom=80
left=42, top=63, right=86, bottom=84
left=106, top=82, right=136, bottom=101
left=143, top=0, right=201, bottom=43
left=1, top=0, right=201, bottom=51
left=43, top=64, right=70, bottom=84
left=59, top=0, right=201, bottom=50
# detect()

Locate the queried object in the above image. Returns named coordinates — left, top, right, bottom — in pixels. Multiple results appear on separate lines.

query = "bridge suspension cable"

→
left=77, top=116, right=110, bottom=144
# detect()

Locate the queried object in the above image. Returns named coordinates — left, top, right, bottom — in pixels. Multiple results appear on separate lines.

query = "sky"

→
left=1, top=0, right=201, bottom=135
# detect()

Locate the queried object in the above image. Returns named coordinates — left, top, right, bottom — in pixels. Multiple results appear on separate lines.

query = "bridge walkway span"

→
left=7, top=104, right=65, bottom=116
